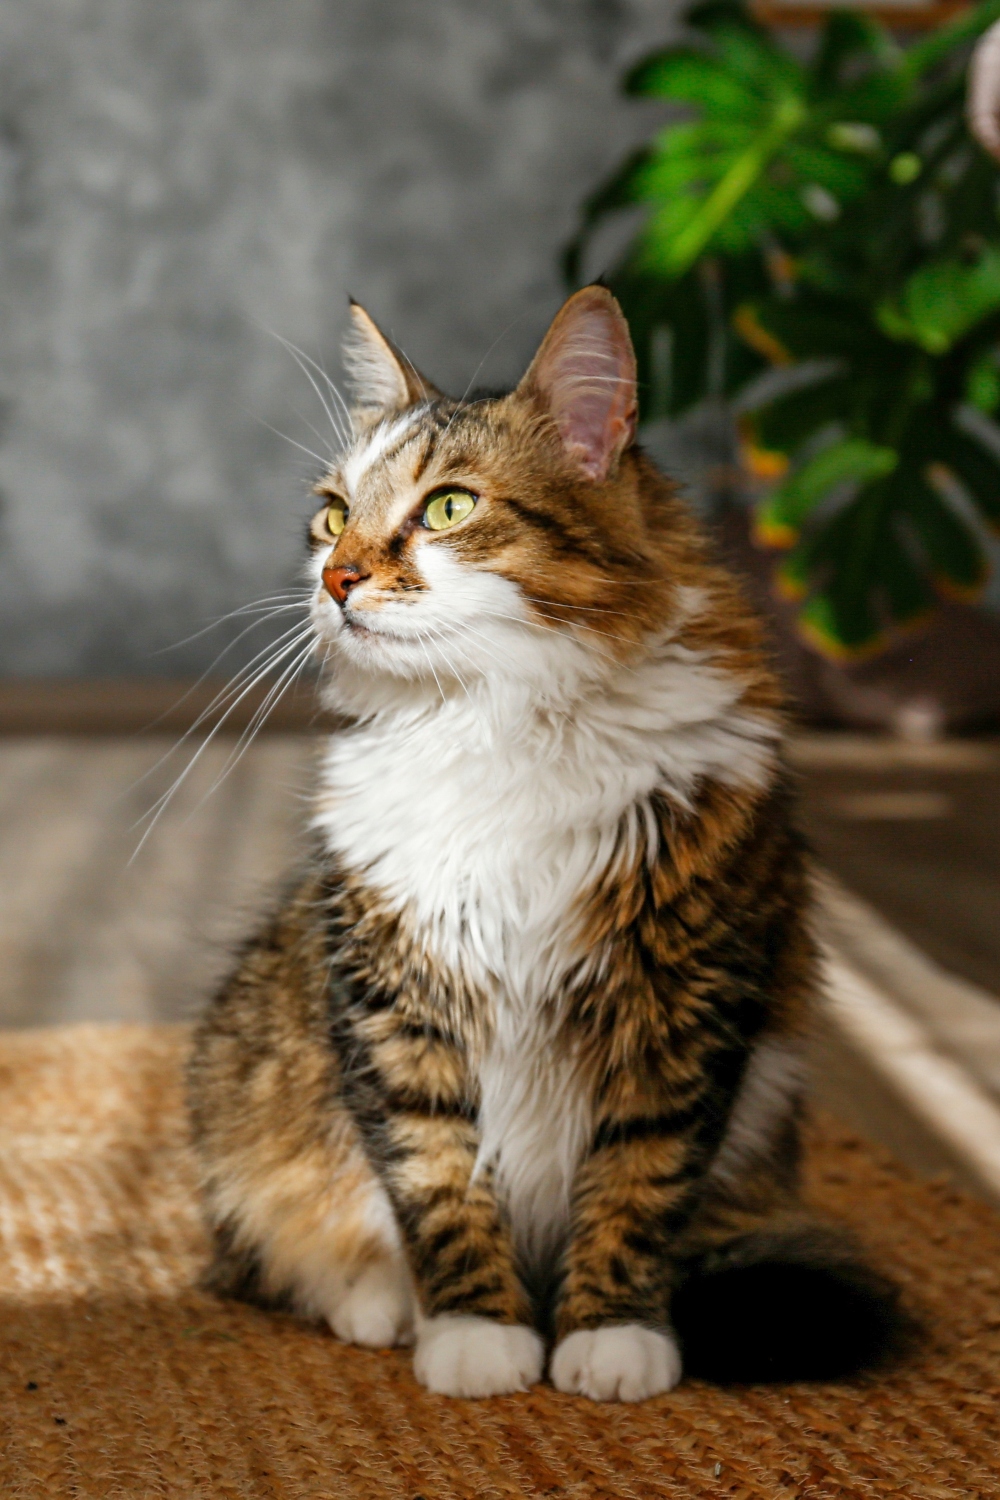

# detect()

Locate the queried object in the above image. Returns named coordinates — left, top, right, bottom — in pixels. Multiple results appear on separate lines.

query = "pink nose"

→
left=322, top=564, right=368, bottom=604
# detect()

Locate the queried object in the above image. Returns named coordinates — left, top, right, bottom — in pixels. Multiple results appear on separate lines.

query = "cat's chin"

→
left=338, top=618, right=395, bottom=653
left=322, top=626, right=456, bottom=689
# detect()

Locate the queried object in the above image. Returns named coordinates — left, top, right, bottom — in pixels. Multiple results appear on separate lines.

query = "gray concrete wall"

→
left=0, top=0, right=674, bottom=677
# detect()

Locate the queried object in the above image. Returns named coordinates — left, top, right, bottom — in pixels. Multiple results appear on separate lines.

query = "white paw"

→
left=550, top=1324, right=682, bottom=1402
left=327, top=1259, right=414, bottom=1348
left=413, top=1316, right=544, bottom=1398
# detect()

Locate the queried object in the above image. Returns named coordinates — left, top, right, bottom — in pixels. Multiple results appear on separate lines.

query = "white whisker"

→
left=442, top=313, right=528, bottom=438
left=262, top=327, right=351, bottom=450
left=127, top=607, right=314, bottom=790
left=286, top=402, right=344, bottom=464
left=256, top=418, right=331, bottom=469
left=130, top=624, right=316, bottom=859
left=200, top=638, right=318, bottom=804
left=483, top=603, right=639, bottom=653
left=438, top=618, right=512, bottom=675
left=519, top=593, right=633, bottom=621
left=413, top=632, right=449, bottom=710
left=158, top=597, right=310, bottom=654
left=272, top=330, right=356, bottom=444
left=133, top=624, right=316, bottom=821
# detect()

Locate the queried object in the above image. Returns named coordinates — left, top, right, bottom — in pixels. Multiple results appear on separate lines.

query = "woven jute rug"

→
left=1, top=1025, right=998, bottom=1500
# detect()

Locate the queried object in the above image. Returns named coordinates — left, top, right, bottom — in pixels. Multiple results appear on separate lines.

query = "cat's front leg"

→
left=332, top=991, right=543, bottom=1397
left=392, top=1118, right=544, bottom=1397
left=412, top=1309, right=546, bottom=1400
left=549, top=1124, right=698, bottom=1402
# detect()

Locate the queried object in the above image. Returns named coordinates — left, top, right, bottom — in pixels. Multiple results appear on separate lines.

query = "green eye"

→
left=423, top=488, right=476, bottom=531
left=326, top=499, right=348, bottom=536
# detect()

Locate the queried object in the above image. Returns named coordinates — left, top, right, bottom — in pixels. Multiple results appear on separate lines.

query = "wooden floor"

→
left=2, top=730, right=997, bottom=1026
left=0, top=736, right=314, bottom=1027
left=2, top=729, right=999, bottom=1198
left=793, top=737, right=1000, bottom=998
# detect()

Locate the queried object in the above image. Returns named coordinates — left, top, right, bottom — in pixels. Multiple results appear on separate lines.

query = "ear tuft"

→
left=520, top=287, right=638, bottom=482
left=343, top=301, right=439, bottom=414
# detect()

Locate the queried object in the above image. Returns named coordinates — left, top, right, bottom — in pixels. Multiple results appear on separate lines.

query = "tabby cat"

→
left=188, top=287, right=898, bottom=1401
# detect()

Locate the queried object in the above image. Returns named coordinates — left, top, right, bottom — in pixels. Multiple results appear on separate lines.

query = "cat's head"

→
left=307, top=287, right=697, bottom=702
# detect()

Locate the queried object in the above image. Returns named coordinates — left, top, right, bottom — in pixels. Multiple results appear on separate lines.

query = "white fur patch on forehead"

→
left=341, top=412, right=425, bottom=499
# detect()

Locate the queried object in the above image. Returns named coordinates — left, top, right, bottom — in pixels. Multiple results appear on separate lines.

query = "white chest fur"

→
left=315, top=637, right=778, bottom=1261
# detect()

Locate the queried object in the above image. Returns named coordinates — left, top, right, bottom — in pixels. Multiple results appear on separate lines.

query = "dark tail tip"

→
left=672, top=1225, right=911, bottom=1384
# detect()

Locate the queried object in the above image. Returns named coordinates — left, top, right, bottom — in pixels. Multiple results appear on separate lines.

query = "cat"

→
left=187, top=286, right=899, bottom=1401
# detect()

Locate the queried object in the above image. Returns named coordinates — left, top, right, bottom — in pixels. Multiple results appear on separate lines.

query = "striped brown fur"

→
left=188, top=288, right=900, bottom=1400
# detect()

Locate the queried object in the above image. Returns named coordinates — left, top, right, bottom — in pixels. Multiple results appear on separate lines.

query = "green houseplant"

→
left=569, top=0, right=1000, bottom=658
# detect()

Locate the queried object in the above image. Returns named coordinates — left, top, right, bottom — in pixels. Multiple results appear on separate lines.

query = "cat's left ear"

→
left=518, top=286, right=637, bottom=482
left=343, top=300, right=441, bottom=414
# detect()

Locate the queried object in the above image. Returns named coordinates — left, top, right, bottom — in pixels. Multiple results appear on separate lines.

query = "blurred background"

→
left=0, top=0, right=674, bottom=679
left=1, top=0, right=999, bottom=1202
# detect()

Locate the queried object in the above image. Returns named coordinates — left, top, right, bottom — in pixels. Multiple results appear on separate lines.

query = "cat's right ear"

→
left=517, top=286, right=637, bottom=483
left=343, top=300, right=440, bottom=415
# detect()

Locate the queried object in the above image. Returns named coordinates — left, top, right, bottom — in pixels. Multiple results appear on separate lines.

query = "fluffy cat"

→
left=187, top=287, right=898, bottom=1401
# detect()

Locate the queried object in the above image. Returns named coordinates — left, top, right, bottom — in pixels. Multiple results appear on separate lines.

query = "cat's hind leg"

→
left=199, top=1124, right=414, bottom=1349
left=187, top=874, right=414, bottom=1349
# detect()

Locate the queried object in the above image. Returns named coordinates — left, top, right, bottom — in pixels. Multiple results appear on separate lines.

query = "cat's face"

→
left=307, top=288, right=680, bottom=691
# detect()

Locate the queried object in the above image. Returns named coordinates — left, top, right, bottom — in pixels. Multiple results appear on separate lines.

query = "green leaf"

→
left=903, top=478, right=990, bottom=597
left=648, top=118, right=759, bottom=162
left=832, top=70, right=911, bottom=124
left=771, top=509, right=848, bottom=597
left=753, top=377, right=856, bottom=453
left=811, top=11, right=896, bottom=99
left=640, top=198, right=717, bottom=269
left=718, top=179, right=812, bottom=248
left=751, top=293, right=887, bottom=361
left=889, top=152, right=922, bottom=186
left=774, top=542, right=811, bottom=601
left=755, top=438, right=899, bottom=543
left=711, top=24, right=803, bottom=98
left=879, top=532, right=937, bottom=627
left=940, top=423, right=1000, bottom=530
left=625, top=49, right=763, bottom=116
left=638, top=93, right=807, bottom=275
left=798, top=585, right=883, bottom=658
left=877, top=247, right=1000, bottom=354
left=782, top=143, right=870, bottom=199
left=902, top=0, right=1000, bottom=84
left=826, top=122, right=882, bottom=155
left=687, top=0, right=765, bottom=33
left=791, top=486, right=899, bottom=657
left=965, top=349, right=1000, bottom=413
left=632, top=149, right=736, bottom=203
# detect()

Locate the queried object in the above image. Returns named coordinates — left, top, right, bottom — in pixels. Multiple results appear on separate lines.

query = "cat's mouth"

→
left=341, top=613, right=376, bottom=636
left=338, top=611, right=429, bottom=648
left=312, top=588, right=419, bottom=657
left=338, top=601, right=457, bottom=642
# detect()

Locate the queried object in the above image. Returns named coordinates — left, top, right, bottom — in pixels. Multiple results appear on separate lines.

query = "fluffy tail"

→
left=671, top=1223, right=906, bottom=1383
